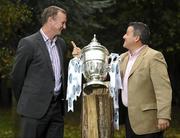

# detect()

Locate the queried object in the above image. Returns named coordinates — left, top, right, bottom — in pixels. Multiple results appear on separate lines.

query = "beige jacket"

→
left=119, top=45, right=172, bottom=135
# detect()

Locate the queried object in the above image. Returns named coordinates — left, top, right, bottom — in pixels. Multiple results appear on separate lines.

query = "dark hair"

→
left=128, top=22, right=150, bottom=45
left=41, top=6, right=67, bottom=25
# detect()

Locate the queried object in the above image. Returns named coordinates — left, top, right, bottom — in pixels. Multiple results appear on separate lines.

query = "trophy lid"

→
left=87, top=34, right=102, bottom=47
left=82, top=34, right=109, bottom=54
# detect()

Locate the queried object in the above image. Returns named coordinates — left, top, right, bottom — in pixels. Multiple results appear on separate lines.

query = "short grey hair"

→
left=41, top=6, right=67, bottom=25
left=128, top=22, right=150, bottom=45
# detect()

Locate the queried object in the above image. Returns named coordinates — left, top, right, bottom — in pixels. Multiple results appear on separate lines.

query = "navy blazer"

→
left=11, top=31, right=68, bottom=119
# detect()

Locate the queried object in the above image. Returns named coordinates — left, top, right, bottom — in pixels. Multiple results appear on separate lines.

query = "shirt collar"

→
left=40, top=28, right=57, bottom=45
left=128, top=45, right=145, bottom=57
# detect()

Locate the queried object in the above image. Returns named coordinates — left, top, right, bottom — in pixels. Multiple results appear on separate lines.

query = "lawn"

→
left=0, top=106, right=180, bottom=138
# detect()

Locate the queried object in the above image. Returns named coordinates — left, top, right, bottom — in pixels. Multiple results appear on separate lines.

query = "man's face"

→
left=123, top=26, right=137, bottom=50
left=51, top=11, right=67, bottom=36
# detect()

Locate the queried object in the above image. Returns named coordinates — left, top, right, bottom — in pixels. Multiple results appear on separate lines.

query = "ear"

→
left=48, top=16, right=56, bottom=23
left=135, top=35, right=140, bottom=42
left=48, top=17, right=52, bottom=22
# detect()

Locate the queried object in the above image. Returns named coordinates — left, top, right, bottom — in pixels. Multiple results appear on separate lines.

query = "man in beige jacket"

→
left=119, top=22, right=172, bottom=138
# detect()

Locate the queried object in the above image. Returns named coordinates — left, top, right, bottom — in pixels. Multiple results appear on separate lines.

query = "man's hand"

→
left=157, top=118, right=170, bottom=131
left=71, top=41, right=81, bottom=58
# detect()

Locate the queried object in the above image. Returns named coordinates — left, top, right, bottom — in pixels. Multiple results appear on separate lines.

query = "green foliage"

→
left=0, top=0, right=179, bottom=50
left=0, top=47, right=14, bottom=79
left=0, top=0, right=32, bottom=79
left=0, top=0, right=32, bottom=47
left=93, top=0, right=180, bottom=53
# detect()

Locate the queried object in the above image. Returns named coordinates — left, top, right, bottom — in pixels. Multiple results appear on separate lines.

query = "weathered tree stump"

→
left=81, top=86, right=113, bottom=138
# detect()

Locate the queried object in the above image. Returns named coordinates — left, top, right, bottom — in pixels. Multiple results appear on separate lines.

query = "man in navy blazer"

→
left=11, top=6, right=80, bottom=138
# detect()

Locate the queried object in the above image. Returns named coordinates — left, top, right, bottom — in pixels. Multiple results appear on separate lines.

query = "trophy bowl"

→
left=81, top=34, right=109, bottom=88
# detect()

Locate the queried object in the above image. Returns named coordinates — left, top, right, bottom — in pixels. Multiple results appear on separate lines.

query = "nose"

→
left=123, top=34, right=126, bottom=39
left=63, top=24, right=66, bottom=29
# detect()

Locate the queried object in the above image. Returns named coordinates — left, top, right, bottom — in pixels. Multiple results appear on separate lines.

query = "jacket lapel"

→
left=56, top=40, right=64, bottom=77
left=128, top=46, right=148, bottom=78
left=120, top=52, right=129, bottom=78
left=36, top=32, right=55, bottom=78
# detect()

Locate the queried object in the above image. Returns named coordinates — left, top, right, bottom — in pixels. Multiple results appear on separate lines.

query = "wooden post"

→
left=81, top=86, right=113, bottom=138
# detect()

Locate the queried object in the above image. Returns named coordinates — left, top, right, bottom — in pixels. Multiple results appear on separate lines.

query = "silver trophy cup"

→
left=81, top=34, right=109, bottom=88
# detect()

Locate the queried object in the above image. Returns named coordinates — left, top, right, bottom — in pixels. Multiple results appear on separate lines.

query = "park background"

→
left=0, top=0, right=179, bottom=137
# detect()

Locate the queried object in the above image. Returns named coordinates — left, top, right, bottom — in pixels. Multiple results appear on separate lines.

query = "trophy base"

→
left=83, top=81, right=109, bottom=94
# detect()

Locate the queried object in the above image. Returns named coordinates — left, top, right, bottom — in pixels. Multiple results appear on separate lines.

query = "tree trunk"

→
left=81, top=86, right=113, bottom=138
left=0, top=78, right=12, bottom=108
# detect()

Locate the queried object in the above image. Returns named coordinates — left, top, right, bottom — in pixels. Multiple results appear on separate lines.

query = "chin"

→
left=56, top=32, right=61, bottom=36
left=123, top=45, right=130, bottom=50
left=123, top=44, right=126, bottom=48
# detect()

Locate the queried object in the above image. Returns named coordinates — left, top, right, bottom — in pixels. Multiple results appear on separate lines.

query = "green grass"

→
left=0, top=109, right=14, bottom=138
left=0, top=106, right=180, bottom=138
